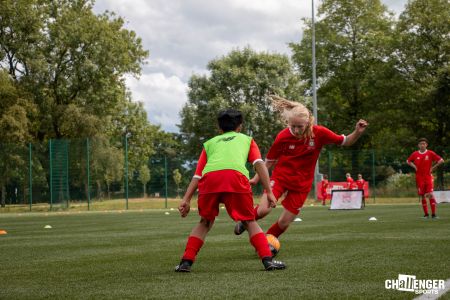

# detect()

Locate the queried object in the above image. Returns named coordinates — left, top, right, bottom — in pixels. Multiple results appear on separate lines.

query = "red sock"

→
left=182, top=236, right=204, bottom=262
left=421, top=198, right=428, bottom=215
left=250, top=232, right=272, bottom=259
left=430, top=198, right=436, bottom=215
left=253, top=205, right=261, bottom=220
left=266, top=222, right=286, bottom=238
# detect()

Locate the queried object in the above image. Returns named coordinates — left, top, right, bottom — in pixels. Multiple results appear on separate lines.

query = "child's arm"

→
left=178, top=177, right=200, bottom=218
left=179, top=150, right=206, bottom=217
left=249, top=160, right=276, bottom=185
left=254, top=161, right=277, bottom=208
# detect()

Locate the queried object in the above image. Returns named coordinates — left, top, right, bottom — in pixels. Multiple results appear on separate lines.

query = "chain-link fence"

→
left=317, top=148, right=449, bottom=202
left=0, top=139, right=448, bottom=212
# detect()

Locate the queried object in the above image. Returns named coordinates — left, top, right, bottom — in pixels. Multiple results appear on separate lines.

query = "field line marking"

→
left=413, top=279, right=450, bottom=300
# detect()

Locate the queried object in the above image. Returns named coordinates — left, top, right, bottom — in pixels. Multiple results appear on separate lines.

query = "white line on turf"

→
left=413, top=279, right=450, bottom=300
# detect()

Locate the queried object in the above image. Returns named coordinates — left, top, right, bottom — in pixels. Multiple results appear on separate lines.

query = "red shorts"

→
left=321, top=190, right=327, bottom=200
left=267, top=178, right=308, bottom=215
left=416, top=177, right=433, bottom=196
left=197, top=192, right=255, bottom=222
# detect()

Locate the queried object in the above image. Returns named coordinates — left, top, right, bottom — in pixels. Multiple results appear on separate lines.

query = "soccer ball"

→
left=266, top=234, right=280, bottom=257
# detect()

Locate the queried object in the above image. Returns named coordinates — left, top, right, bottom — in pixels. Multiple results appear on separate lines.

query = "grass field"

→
left=1, top=204, right=449, bottom=299
left=0, top=196, right=423, bottom=213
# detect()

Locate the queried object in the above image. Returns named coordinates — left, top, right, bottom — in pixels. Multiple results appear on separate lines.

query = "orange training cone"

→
left=0, top=230, right=7, bottom=235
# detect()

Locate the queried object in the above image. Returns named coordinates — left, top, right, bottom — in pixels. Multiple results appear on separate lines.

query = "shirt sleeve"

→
left=193, top=149, right=207, bottom=178
left=407, top=152, right=416, bottom=163
left=266, top=133, right=283, bottom=161
left=248, top=139, right=263, bottom=165
left=317, top=126, right=345, bottom=146
left=431, top=151, right=443, bottom=162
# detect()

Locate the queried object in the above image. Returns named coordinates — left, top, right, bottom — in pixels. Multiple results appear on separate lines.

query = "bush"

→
left=377, top=172, right=417, bottom=197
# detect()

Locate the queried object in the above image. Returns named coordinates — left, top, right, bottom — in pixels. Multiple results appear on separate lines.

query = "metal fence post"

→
left=29, top=143, right=32, bottom=211
left=372, top=149, right=376, bottom=203
left=65, top=140, right=69, bottom=209
left=125, top=134, right=129, bottom=210
left=164, top=155, right=168, bottom=209
left=49, top=139, right=53, bottom=210
left=86, top=138, right=91, bottom=211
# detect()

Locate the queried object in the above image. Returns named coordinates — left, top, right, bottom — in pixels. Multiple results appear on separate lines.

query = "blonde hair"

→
left=269, top=95, right=314, bottom=139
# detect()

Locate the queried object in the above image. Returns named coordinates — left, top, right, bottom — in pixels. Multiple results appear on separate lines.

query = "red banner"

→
left=316, top=181, right=369, bottom=200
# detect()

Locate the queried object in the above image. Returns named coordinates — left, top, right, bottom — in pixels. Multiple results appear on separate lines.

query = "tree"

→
left=179, top=47, right=304, bottom=160
left=290, top=0, right=397, bottom=174
left=394, top=2, right=450, bottom=137
left=393, top=0, right=449, bottom=187
left=0, top=0, right=149, bottom=140
left=0, top=0, right=162, bottom=203
left=0, top=71, right=36, bottom=206
left=139, top=164, right=151, bottom=198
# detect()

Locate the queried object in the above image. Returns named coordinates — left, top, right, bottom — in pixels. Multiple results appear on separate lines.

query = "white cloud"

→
left=125, top=73, right=188, bottom=132
left=94, top=0, right=408, bottom=132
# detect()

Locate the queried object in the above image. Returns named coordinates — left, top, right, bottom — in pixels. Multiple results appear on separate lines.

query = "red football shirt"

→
left=194, top=139, right=262, bottom=194
left=407, top=150, right=442, bottom=180
left=355, top=179, right=365, bottom=190
left=321, top=179, right=329, bottom=192
left=266, top=125, right=345, bottom=192
left=346, top=177, right=354, bottom=189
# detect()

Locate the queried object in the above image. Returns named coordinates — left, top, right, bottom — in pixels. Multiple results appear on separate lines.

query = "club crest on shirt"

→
left=425, top=155, right=429, bottom=160
left=308, top=139, right=315, bottom=148
left=289, top=145, right=295, bottom=150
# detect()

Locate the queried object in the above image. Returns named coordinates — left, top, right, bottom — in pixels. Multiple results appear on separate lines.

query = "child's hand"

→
left=267, top=192, right=277, bottom=208
left=178, top=200, right=191, bottom=217
left=249, top=175, right=260, bottom=185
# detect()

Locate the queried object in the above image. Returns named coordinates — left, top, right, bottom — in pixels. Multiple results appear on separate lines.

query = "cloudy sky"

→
left=93, top=0, right=408, bottom=132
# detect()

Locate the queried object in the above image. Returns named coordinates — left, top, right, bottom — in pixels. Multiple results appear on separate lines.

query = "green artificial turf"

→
left=1, top=204, right=449, bottom=299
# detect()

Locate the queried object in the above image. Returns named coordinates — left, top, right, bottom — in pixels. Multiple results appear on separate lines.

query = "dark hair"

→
left=218, top=109, right=243, bottom=132
left=418, top=138, right=428, bottom=144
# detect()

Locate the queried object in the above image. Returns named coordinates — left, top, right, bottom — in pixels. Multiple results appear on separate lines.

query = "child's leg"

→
left=428, top=193, right=437, bottom=216
left=255, top=182, right=284, bottom=220
left=266, top=208, right=297, bottom=238
left=181, top=217, right=214, bottom=262
left=421, top=196, right=429, bottom=216
left=245, top=220, right=272, bottom=259
left=266, top=191, right=306, bottom=238
left=255, top=193, right=273, bottom=220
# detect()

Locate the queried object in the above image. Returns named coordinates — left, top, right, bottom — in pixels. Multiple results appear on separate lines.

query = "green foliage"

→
left=291, top=0, right=395, bottom=144
left=179, top=47, right=304, bottom=158
left=392, top=0, right=450, bottom=185
left=393, top=0, right=450, bottom=147
left=290, top=0, right=449, bottom=177
left=0, top=71, right=37, bottom=205
left=0, top=0, right=149, bottom=140
left=381, top=172, right=416, bottom=197
left=0, top=1, right=172, bottom=201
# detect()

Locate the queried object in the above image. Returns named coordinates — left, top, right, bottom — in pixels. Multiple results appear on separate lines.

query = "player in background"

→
left=355, top=174, right=365, bottom=190
left=355, top=174, right=366, bottom=202
left=321, top=174, right=329, bottom=206
left=346, top=173, right=354, bottom=189
left=407, top=138, right=444, bottom=219
left=234, top=95, right=368, bottom=240
left=175, top=109, right=285, bottom=272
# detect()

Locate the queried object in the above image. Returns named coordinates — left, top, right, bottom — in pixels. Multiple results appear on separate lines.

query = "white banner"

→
left=330, top=190, right=364, bottom=210
left=433, top=190, right=450, bottom=204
